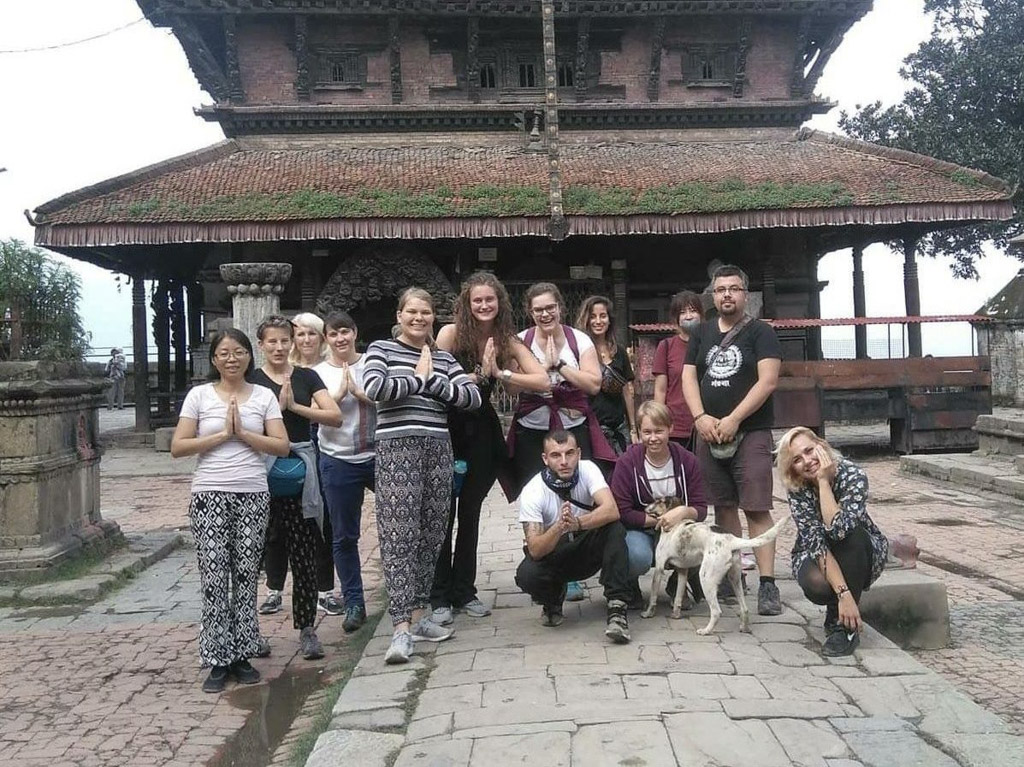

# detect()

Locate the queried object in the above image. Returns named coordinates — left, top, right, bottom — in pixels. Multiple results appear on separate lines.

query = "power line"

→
left=0, top=17, right=147, bottom=55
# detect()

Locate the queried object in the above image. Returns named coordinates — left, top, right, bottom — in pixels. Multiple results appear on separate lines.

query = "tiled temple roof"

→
left=33, top=130, right=1014, bottom=246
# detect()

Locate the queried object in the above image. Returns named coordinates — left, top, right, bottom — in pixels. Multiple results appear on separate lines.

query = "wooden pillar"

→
left=153, top=280, right=171, bottom=417
left=762, top=262, right=777, bottom=319
left=170, top=282, right=188, bottom=397
left=131, top=278, right=151, bottom=433
left=295, top=15, right=310, bottom=101
left=903, top=236, right=923, bottom=357
left=852, top=244, right=868, bottom=359
left=467, top=17, right=480, bottom=103
left=611, top=259, right=629, bottom=348
left=806, top=253, right=822, bottom=361
left=300, top=257, right=317, bottom=312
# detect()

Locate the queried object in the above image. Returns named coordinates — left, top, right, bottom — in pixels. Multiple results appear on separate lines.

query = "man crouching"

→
left=514, top=429, right=631, bottom=643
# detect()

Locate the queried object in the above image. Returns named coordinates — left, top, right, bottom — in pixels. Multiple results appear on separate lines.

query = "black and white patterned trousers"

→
left=268, top=495, right=320, bottom=630
left=375, top=435, right=453, bottom=625
left=189, top=491, right=270, bottom=667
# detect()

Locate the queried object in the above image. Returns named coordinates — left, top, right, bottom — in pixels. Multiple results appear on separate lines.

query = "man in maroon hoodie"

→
left=610, top=401, right=708, bottom=606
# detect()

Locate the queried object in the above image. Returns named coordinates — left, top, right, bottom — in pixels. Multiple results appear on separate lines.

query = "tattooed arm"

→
left=522, top=511, right=571, bottom=560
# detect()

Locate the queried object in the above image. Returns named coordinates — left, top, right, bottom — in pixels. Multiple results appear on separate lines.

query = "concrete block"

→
left=859, top=569, right=950, bottom=650
left=393, top=739, right=472, bottom=767
left=573, top=721, right=676, bottom=767
left=930, top=732, right=1024, bottom=767
left=154, top=426, right=175, bottom=452
left=305, top=729, right=404, bottom=767
left=843, top=730, right=959, bottom=767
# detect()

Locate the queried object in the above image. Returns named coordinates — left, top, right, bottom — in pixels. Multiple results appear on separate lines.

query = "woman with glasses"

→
left=575, top=295, right=637, bottom=455
left=364, top=287, right=482, bottom=664
left=251, top=315, right=342, bottom=661
left=429, top=272, right=549, bottom=627
left=653, top=291, right=705, bottom=449
left=260, top=312, right=344, bottom=619
left=170, top=329, right=289, bottom=693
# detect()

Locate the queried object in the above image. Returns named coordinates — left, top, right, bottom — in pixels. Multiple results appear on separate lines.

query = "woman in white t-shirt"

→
left=170, top=328, right=289, bottom=694
left=508, top=282, right=618, bottom=499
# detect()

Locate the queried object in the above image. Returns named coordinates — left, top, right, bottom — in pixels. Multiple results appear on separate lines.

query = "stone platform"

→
left=306, top=487, right=1021, bottom=767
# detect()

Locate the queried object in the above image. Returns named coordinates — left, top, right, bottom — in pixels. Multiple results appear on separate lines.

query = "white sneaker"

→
left=460, top=598, right=491, bottom=618
left=740, top=550, right=757, bottom=571
left=411, top=616, right=454, bottom=643
left=431, top=606, right=454, bottom=626
left=384, top=631, right=413, bottom=665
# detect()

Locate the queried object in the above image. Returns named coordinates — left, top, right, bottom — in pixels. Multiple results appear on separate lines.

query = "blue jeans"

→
left=319, top=455, right=374, bottom=609
left=625, top=529, right=656, bottom=580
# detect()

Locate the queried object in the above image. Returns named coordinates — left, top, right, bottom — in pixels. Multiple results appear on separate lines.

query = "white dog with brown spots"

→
left=641, top=500, right=790, bottom=634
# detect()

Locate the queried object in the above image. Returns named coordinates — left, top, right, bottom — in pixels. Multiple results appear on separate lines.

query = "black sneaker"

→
left=318, top=593, right=344, bottom=615
left=229, top=659, right=261, bottom=685
left=757, top=580, right=782, bottom=616
left=202, top=665, right=229, bottom=694
left=822, top=626, right=860, bottom=657
left=259, top=591, right=282, bottom=615
left=605, top=599, right=631, bottom=644
left=343, top=604, right=367, bottom=634
left=541, top=603, right=564, bottom=627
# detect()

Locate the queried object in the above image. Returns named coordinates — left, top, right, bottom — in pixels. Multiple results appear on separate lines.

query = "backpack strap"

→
left=562, top=325, right=580, bottom=363
left=524, top=326, right=536, bottom=350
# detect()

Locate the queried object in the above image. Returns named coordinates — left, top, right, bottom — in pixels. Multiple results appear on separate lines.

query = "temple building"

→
left=30, top=0, right=1015, bottom=427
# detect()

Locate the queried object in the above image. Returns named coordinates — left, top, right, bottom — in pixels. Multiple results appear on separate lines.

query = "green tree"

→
left=0, top=238, right=91, bottom=361
left=839, top=0, right=1023, bottom=278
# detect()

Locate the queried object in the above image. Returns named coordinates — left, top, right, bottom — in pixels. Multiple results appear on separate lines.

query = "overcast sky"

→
left=0, top=0, right=1019, bottom=358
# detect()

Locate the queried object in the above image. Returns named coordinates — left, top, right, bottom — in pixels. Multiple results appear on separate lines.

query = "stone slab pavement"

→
left=316, top=459, right=1024, bottom=767
left=0, top=448, right=382, bottom=767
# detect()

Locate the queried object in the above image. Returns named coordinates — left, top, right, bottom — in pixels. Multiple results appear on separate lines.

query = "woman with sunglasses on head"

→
left=653, top=291, right=705, bottom=449
left=429, top=272, right=549, bottom=627
left=775, top=427, right=889, bottom=656
left=260, top=312, right=344, bottom=620
left=576, top=295, right=637, bottom=455
left=170, top=329, right=289, bottom=693
left=251, top=315, right=342, bottom=662
left=364, top=287, right=482, bottom=665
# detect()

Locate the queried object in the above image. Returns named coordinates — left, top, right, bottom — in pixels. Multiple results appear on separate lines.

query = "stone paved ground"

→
left=0, top=447, right=382, bottom=767
left=313, top=455, right=1024, bottom=767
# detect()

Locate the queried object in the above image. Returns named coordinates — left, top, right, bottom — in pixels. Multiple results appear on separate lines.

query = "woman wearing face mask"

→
left=170, top=329, right=289, bottom=693
left=364, top=287, right=482, bottom=664
left=653, top=291, right=705, bottom=449
left=251, top=315, right=342, bottom=661
left=610, top=401, right=708, bottom=607
left=576, top=295, right=638, bottom=455
left=430, top=272, right=549, bottom=626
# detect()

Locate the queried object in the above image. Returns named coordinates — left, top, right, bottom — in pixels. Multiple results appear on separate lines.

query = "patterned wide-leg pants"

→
left=189, top=491, right=270, bottom=667
left=270, top=495, right=321, bottom=630
left=375, top=436, right=453, bottom=625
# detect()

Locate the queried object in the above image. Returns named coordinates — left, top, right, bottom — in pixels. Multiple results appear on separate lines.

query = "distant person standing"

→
left=653, top=291, right=704, bottom=448
left=105, top=347, right=126, bottom=410
left=683, top=264, right=784, bottom=616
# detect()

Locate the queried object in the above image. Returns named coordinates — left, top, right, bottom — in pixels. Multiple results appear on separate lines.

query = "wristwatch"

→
left=500, top=369, right=513, bottom=382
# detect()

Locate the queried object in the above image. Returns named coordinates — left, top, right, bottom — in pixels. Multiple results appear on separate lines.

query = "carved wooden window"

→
left=518, top=61, right=537, bottom=88
left=315, top=50, right=368, bottom=88
left=682, top=45, right=737, bottom=87
left=480, top=62, right=497, bottom=89
left=557, top=60, right=574, bottom=88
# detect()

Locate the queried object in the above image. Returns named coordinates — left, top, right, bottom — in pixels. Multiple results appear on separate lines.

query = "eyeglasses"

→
left=531, top=304, right=559, bottom=317
left=712, top=286, right=746, bottom=296
left=215, top=349, right=250, bottom=361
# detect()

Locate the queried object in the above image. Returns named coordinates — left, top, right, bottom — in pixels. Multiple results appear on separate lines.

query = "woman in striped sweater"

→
left=364, top=287, right=483, bottom=664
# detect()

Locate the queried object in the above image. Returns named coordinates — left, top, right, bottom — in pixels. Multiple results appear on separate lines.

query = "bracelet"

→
left=835, top=585, right=850, bottom=599
left=694, top=412, right=707, bottom=422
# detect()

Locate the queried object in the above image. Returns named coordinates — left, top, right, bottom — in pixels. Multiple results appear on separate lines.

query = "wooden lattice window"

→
left=315, top=50, right=368, bottom=88
left=518, top=61, right=537, bottom=88
left=557, top=60, right=574, bottom=87
left=480, top=61, right=497, bottom=89
left=682, top=45, right=737, bottom=87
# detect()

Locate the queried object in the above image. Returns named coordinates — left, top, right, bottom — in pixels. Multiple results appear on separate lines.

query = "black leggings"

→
left=797, top=525, right=874, bottom=626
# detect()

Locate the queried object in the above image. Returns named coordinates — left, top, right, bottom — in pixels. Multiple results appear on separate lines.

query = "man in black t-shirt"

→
left=682, top=264, right=784, bottom=617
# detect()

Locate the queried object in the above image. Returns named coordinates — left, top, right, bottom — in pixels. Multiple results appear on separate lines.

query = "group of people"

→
left=171, top=264, right=889, bottom=692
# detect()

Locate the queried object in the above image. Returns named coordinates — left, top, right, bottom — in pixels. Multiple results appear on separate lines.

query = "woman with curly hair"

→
left=775, top=426, right=889, bottom=656
left=576, top=295, right=637, bottom=455
left=430, top=272, right=549, bottom=625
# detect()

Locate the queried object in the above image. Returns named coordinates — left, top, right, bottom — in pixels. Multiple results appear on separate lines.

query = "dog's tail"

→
left=728, top=514, right=790, bottom=552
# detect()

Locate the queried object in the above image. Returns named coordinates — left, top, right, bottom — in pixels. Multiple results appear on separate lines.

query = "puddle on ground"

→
left=208, top=666, right=325, bottom=767
left=7, top=604, right=84, bottom=619
left=916, top=518, right=972, bottom=527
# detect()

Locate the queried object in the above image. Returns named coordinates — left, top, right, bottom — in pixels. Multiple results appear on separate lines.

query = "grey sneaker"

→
left=318, top=593, right=344, bottom=615
left=605, top=599, right=631, bottom=644
left=300, top=627, right=324, bottom=660
left=459, top=598, right=491, bottom=618
left=259, top=591, right=282, bottom=615
left=411, top=616, right=454, bottom=643
left=254, top=637, right=272, bottom=658
left=757, top=580, right=782, bottom=616
left=431, top=606, right=454, bottom=626
left=384, top=631, right=414, bottom=665
left=541, top=603, right=564, bottom=627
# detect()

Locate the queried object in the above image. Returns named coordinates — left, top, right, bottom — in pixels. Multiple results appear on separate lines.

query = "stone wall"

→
left=977, top=323, right=1024, bottom=406
left=0, top=361, right=121, bottom=579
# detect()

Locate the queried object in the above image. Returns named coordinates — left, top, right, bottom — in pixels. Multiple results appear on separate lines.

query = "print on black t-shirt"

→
left=684, top=318, right=783, bottom=432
